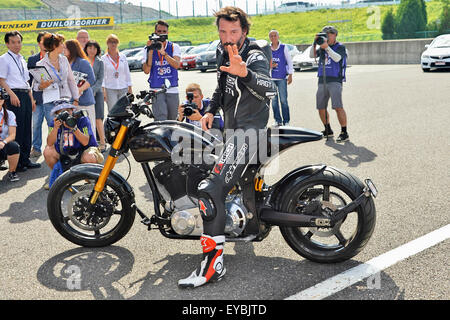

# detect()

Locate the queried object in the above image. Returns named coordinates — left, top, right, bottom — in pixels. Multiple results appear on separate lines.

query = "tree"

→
left=438, top=1, right=450, bottom=33
left=395, top=0, right=428, bottom=38
left=381, top=9, right=396, bottom=39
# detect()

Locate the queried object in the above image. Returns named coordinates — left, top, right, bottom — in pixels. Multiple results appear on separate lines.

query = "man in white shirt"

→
left=142, top=20, right=181, bottom=121
left=269, top=29, right=294, bottom=127
left=0, top=31, right=40, bottom=171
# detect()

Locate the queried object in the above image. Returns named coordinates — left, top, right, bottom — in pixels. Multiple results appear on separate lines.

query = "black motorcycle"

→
left=47, top=89, right=377, bottom=263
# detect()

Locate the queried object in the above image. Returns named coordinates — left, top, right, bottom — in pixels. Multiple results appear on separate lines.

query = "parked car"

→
left=285, top=43, right=301, bottom=59
left=122, top=47, right=146, bottom=71
left=421, top=34, right=450, bottom=72
left=181, top=43, right=209, bottom=70
left=195, top=40, right=220, bottom=72
left=292, top=45, right=319, bottom=71
left=180, top=45, right=194, bottom=56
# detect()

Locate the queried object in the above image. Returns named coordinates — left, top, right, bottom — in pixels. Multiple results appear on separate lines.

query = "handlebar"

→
left=132, top=86, right=168, bottom=119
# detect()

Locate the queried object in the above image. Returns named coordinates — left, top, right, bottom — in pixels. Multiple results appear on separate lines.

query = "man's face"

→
left=327, top=32, right=337, bottom=45
left=218, top=18, right=246, bottom=50
left=269, top=32, right=279, bottom=45
left=187, top=90, right=203, bottom=109
left=6, top=35, right=22, bottom=54
left=155, top=24, right=169, bottom=40
left=76, top=32, right=89, bottom=48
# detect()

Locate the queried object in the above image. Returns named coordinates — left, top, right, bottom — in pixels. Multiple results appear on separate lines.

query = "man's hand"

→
left=200, top=112, right=214, bottom=131
left=220, top=44, right=248, bottom=78
left=53, top=118, right=62, bottom=129
left=177, top=104, right=184, bottom=121
left=320, top=42, right=329, bottom=50
left=187, top=108, right=202, bottom=121
left=287, top=74, right=293, bottom=85
left=10, top=92, right=20, bottom=107
left=31, top=99, right=36, bottom=112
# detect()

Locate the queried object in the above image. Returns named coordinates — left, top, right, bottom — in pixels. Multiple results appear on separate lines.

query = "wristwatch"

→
left=70, top=125, right=78, bottom=133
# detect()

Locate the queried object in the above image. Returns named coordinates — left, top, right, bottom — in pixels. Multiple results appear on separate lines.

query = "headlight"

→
left=422, top=55, right=430, bottom=59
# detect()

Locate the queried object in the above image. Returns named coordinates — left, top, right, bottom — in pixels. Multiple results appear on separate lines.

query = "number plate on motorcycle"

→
left=365, top=179, right=378, bottom=198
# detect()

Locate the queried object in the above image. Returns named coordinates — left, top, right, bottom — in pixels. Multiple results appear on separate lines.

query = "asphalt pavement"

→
left=0, top=65, right=449, bottom=301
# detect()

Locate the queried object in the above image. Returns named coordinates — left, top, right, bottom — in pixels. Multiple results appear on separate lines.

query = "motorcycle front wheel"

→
left=279, top=167, right=376, bottom=263
left=47, top=170, right=136, bottom=247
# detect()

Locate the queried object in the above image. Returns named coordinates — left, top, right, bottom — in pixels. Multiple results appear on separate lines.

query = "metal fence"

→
left=0, top=0, right=407, bottom=24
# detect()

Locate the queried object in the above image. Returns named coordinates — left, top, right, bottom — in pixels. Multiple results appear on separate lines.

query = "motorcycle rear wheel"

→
left=279, top=167, right=376, bottom=263
left=47, top=170, right=136, bottom=247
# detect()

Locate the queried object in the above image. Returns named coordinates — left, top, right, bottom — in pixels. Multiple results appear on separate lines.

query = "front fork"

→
left=89, top=123, right=129, bottom=205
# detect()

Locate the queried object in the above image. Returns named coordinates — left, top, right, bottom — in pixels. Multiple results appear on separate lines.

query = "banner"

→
left=0, top=17, right=114, bottom=32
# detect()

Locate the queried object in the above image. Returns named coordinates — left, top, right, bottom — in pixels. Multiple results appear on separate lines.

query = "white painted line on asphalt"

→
left=285, top=223, right=450, bottom=300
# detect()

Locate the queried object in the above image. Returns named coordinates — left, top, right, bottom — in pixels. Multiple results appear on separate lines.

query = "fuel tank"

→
left=128, top=121, right=222, bottom=163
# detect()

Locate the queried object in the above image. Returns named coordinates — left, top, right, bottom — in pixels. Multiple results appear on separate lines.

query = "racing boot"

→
left=178, top=234, right=226, bottom=288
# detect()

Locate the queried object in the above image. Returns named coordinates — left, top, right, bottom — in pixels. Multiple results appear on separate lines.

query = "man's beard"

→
left=222, top=34, right=246, bottom=51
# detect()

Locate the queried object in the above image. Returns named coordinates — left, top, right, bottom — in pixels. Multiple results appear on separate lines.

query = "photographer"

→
left=0, top=88, right=20, bottom=182
left=43, top=101, right=103, bottom=188
left=177, top=83, right=223, bottom=131
left=310, top=26, right=348, bottom=142
left=142, top=20, right=181, bottom=121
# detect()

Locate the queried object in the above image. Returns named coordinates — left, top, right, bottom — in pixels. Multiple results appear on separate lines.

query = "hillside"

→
left=0, top=0, right=43, bottom=9
left=0, top=0, right=446, bottom=58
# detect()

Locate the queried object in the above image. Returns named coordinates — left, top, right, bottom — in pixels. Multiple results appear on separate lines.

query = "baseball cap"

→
left=51, top=100, right=76, bottom=116
left=322, top=26, right=338, bottom=35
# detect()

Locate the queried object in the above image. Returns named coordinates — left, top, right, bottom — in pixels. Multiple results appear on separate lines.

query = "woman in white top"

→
left=35, top=33, right=79, bottom=106
left=101, top=34, right=133, bottom=112
left=0, top=91, right=21, bottom=182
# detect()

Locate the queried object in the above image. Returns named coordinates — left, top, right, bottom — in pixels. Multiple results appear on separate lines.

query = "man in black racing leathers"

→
left=178, top=6, right=276, bottom=288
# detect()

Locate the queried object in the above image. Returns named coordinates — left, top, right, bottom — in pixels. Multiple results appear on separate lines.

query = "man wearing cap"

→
left=43, top=101, right=103, bottom=188
left=311, top=26, right=348, bottom=142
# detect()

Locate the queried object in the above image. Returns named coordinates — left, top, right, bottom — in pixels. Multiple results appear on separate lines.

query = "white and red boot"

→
left=178, top=234, right=226, bottom=288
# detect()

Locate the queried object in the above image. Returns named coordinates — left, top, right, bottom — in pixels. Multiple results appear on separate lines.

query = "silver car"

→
left=421, top=34, right=450, bottom=72
left=292, top=45, right=319, bottom=71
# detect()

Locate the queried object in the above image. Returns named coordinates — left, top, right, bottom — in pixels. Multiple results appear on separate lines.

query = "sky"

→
left=125, top=0, right=353, bottom=17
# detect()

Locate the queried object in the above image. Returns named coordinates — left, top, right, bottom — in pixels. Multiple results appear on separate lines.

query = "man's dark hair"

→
left=214, top=6, right=251, bottom=35
left=4, top=31, right=23, bottom=44
left=37, top=31, right=48, bottom=44
left=155, top=20, right=169, bottom=31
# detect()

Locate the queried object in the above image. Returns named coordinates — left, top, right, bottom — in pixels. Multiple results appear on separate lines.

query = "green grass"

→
left=0, top=0, right=43, bottom=9
left=0, top=0, right=446, bottom=58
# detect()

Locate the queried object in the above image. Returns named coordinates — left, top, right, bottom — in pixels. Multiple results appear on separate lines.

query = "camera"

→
left=315, top=32, right=328, bottom=46
left=55, top=110, right=87, bottom=128
left=183, top=92, right=197, bottom=117
left=0, top=88, right=9, bottom=100
left=146, top=33, right=168, bottom=51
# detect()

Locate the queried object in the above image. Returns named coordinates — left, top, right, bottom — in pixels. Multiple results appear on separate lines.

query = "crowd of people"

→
left=0, top=6, right=350, bottom=289
left=0, top=19, right=348, bottom=189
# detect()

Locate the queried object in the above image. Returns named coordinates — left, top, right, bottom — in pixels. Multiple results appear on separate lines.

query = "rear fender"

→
left=268, top=164, right=326, bottom=209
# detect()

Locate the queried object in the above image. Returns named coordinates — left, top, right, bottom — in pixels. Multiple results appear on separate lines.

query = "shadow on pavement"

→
left=325, top=139, right=377, bottom=167
left=37, top=242, right=402, bottom=300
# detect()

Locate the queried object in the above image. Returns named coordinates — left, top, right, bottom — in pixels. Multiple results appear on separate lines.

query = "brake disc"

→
left=67, top=185, right=111, bottom=231
left=308, top=193, right=346, bottom=238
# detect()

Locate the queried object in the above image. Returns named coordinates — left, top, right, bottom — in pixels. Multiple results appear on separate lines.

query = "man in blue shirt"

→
left=269, top=29, right=293, bottom=127
left=43, top=101, right=103, bottom=175
left=142, top=20, right=181, bottom=121
left=177, top=83, right=224, bottom=131
left=311, top=26, right=348, bottom=142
